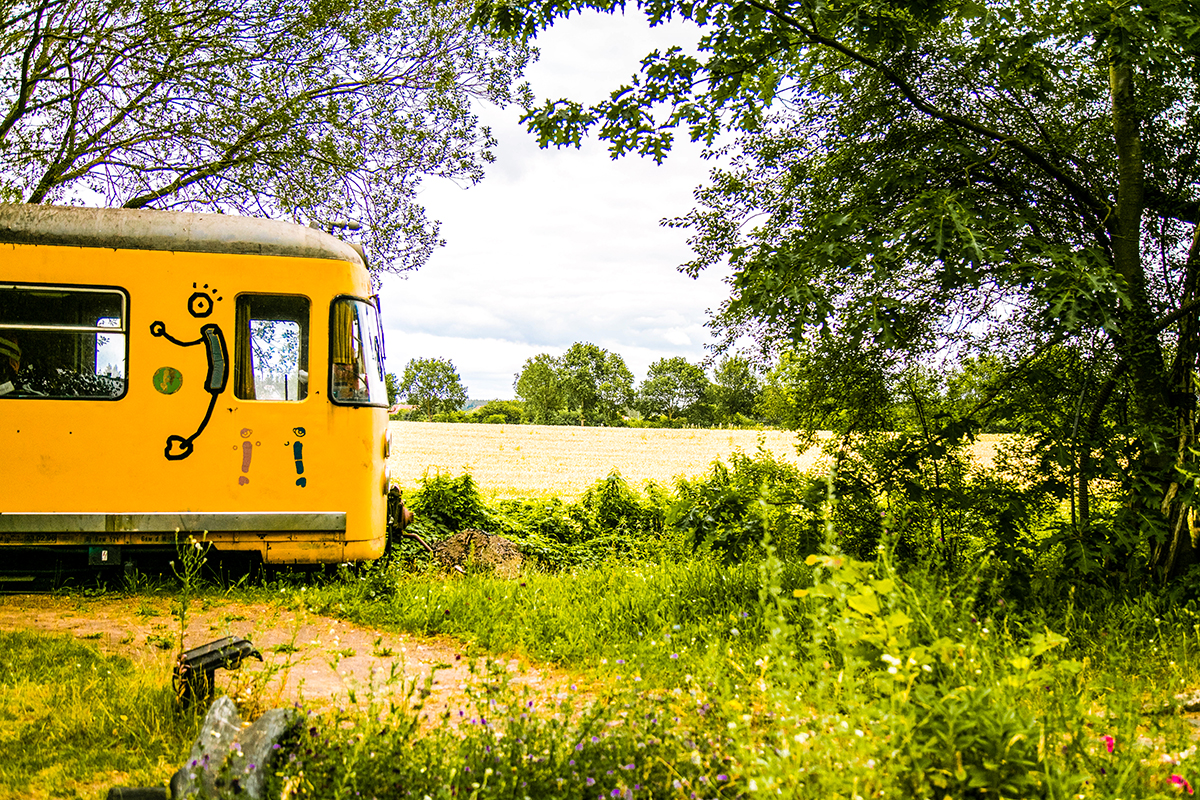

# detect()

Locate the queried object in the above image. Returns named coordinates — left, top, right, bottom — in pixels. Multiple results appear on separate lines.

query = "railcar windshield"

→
left=0, top=284, right=127, bottom=400
left=329, top=296, right=386, bottom=406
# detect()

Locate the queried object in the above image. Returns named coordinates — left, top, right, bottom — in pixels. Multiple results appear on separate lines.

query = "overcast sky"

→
left=376, top=12, right=733, bottom=400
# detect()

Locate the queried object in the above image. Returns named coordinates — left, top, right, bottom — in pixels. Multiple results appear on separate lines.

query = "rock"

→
left=432, top=529, right=524, bottom=579
left=169, top=696, right=298, bottom=799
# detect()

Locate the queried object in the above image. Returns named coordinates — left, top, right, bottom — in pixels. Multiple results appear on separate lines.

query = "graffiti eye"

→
left=188, top=292, right=215, bottom=318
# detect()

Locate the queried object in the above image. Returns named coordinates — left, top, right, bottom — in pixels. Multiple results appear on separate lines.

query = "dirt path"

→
left=0, top=594, right=575, bottom=722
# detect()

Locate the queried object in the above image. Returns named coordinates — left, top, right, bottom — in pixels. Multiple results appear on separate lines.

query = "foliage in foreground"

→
left=9, top=534, right=1200, bottom=798
left=272, top=543, right=1200, bottom=799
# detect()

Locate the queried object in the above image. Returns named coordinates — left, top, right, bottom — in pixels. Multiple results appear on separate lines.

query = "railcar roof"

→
left=0, top=205, right=365, bottom=268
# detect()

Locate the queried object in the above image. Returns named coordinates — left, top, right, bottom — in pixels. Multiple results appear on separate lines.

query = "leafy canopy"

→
left=637, top=356, right=709, bottom=420
left=400, top=357, right=469, bottom=419
left=0, top=0, right=532, bottom=272
left=474, top=0, right=1200, bottom=579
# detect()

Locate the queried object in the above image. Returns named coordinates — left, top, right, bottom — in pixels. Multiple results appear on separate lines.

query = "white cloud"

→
left=378, top=12, right=733, bottom=399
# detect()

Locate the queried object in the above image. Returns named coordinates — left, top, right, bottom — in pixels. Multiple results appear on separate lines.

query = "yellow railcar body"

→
left=0, top=207, right=390, bottom=564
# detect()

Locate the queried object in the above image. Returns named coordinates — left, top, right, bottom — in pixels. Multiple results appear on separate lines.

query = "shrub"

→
left=407, top=471, right=494, bottom=539
left=670, top=448, right=820, bottom=562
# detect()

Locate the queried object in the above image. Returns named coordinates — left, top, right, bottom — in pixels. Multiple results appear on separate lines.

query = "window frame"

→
left=327, top=294, right=388, bottom=408
left=232, top=292, right=311, bottom=403
left=0, top=281, right=130, bottom=401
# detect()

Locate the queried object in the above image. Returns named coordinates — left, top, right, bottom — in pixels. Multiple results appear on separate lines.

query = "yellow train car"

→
left=0, top=205, right=400, bottom=571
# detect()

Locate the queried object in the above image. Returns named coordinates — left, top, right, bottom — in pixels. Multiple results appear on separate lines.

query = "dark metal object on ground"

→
left=105, top=789, right=168, bottom=800
left=387, top=484, right=438, bottom=555
left=174, top=636, right=262, bottom=706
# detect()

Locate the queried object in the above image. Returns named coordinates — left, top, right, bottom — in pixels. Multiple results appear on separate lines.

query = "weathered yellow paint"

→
left=0, top=231, right=389, bottom=563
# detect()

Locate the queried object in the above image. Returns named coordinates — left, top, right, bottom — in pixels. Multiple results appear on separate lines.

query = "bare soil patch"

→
left=0, top=594, right=576, bottom=723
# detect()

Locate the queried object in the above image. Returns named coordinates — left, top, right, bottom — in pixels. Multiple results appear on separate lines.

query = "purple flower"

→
left=670, top=653, right=679, bottom=659
left=611, top=791, right=621, bottom=798
left=586, top=777, right=596, bottom=786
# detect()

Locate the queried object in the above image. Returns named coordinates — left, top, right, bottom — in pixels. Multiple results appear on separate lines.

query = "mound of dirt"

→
left=432, top=529, right=524, bottom=579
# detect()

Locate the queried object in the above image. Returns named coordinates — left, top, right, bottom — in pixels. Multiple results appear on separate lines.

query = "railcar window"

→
left=0, top=284, right=127, bottom=400
left=330, top=297, right=386, bottom=406
left=233, top=295, right=309, bottom=401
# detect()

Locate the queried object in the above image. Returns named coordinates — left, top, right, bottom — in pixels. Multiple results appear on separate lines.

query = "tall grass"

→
left=265, top=540, right=1200, bottom=799
left=0, top=630, right=200, bottom=799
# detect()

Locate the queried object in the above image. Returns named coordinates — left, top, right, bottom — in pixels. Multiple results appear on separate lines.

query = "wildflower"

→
left=670, top=653, right=679, bottom=659
left=1103, top=735, right=1115, bottom=754
left=587, top=777, right=596, bottom=786
left=1170, top=774, right=1195, bottom=794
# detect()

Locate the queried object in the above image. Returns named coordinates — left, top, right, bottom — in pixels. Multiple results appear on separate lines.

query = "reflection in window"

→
left=234, top=295, right=309, bottom=401
left=330, top=297, right=386, bottom=406
left=0, top=284, right=127, bottom=399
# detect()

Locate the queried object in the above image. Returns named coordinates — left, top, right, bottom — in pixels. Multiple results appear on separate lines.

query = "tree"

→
left=513, top=353, right=564, bottom=423
left=469, top=399, right=525, bottom=423
left=637, top=356, right=709, bottom=420
left=399, top=357, right=467, bottom=420
left=708, top=354, right=760, bottom=423
left=558, top=342, right=634, bottom=425
left=0, top=0, right=532, bottom=272
left=475, top=0, right=1200, bottom=580
left=385, top=373, right=401, bottom=407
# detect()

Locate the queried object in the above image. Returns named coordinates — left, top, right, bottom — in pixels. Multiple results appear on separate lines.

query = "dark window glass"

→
left=0, top=284, right=127, bottom=400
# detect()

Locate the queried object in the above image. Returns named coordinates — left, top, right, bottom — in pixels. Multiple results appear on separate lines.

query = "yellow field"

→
left=387, top=422, right=825, bottom=497
left=387, top=422, right=1009, bottom=498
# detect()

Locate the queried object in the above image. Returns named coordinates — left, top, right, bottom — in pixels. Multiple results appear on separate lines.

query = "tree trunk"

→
left=1157, top=228, right=1200, bottom=579
left=1107, top=58, right=1177, bottom=576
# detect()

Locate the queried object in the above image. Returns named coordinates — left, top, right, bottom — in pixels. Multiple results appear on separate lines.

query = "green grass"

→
left=9, top=553, right=1200, bottom=799
left=267, top=547, right=1200, bottom=799
left=0, top=630, right=201, bottom=800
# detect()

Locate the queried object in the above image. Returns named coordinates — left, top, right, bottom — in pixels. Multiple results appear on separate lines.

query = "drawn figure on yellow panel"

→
left=151, top=285, right=227, bottom=460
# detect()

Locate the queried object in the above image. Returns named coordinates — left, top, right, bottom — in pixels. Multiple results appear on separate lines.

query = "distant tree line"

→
left=390, top=343, right=1031, bottom=430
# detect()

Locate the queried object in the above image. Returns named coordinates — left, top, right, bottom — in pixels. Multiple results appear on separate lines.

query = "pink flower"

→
left=1103, top=735, right=1115, bottom=754
left=1170, top=774, right=1195, bottom=795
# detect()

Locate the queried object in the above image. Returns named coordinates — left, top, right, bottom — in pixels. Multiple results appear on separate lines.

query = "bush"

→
left=670, top=448, right=821, bottom=562
left=407, top=471, right=494, bottom=539
left=469, top=400, right=525, bottom=424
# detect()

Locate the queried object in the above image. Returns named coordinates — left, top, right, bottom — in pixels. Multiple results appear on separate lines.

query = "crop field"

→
left=387, top=421, right=1005, bottom=497
left=388, top=422, right=820, bottom=497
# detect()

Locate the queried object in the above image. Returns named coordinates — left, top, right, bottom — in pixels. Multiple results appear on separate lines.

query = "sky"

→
left=376, top=12, right=735, bottom=401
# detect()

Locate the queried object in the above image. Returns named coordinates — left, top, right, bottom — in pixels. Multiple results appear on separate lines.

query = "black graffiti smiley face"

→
left=187, top=284, right=222, bottom=318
